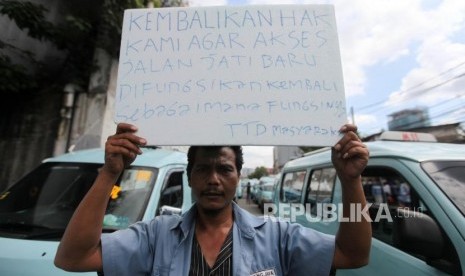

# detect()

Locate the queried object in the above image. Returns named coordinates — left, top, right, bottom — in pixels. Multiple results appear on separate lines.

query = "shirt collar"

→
left=231, top=201, right=266, bottom=239
left=169, top=202, right=267, bottom=239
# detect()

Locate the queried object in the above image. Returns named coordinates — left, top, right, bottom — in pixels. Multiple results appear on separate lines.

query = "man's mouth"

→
left=201, top=191, right=223, bottom=197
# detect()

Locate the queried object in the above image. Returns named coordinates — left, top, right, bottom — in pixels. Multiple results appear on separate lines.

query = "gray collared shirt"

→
left=101, top=202, right=335, bottom=275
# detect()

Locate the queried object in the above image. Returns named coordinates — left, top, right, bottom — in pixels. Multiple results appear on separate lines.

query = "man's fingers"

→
left=341, top=143, right=369, bottom=160
left=115, top=123, right=138, bottom=134
left=334, top=131, right=360, bottom=152
left=108, top=131, right=147, bottom=147
left=333, top=126, right=369, bottom=162
left=107, top=136, right=144, bottom=155
left=339, top=124, right=357, bottom=134
left=106, top=141, right=138, bottom=156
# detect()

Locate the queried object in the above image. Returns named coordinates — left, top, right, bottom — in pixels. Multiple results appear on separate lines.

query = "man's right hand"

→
left=103, top=123, right=147, bottom=176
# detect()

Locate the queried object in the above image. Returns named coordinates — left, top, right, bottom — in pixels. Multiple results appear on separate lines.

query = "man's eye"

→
left=220, top=166, right=234, bottom=173
left=194, top=166, right=207, bottom=172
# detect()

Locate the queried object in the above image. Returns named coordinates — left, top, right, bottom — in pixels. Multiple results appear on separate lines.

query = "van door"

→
left=274, top=167, right=339, bottom=235
left=153, top=168, right=192, bottom=217
left=336, top=158, right=462, bottom=276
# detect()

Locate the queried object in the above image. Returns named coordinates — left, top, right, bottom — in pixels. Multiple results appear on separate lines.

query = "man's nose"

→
left=206, top=170, right=220, bottom=185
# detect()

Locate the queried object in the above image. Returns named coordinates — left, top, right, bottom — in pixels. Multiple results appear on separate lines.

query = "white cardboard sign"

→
left=115, top=5, right=346, bottom=146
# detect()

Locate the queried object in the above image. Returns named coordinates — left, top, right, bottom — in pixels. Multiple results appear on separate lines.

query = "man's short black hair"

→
left=186, top=146, right=243, bottom=180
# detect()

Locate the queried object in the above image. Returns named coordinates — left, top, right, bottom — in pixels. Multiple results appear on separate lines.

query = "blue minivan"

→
left=273, top=131, right=464, bottom=275
left=255, top=176, right=278, bottom=211
left=0, top=147, right=193, bottom=275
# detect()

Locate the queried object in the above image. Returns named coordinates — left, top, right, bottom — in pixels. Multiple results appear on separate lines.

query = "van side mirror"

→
left=159, top=205, right=182, bottom=216
left=392, top=209, right=444, bottom=259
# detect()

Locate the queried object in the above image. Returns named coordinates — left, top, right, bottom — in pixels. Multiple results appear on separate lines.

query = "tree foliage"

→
left=0, top=1, right=55, bottom=40
left=0, top=1, right=96, bottom=93
left=0, top=0, right=168, bottom=94
left=248, top=166, right=269, bottom=180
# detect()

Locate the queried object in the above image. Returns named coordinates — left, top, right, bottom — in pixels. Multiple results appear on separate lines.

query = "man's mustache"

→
left=201, top=189, right=224, bottom=196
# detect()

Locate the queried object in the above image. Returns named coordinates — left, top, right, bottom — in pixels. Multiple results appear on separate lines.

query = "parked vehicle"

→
left=256, top=182, right=275, bottom=212
left=0, top=147, right=193, bottom=275
left=234, top=181, right=243, bottom=202
left=273, top=131, right=465, bottom=275
left=255, top=176, right=277, bottom=211
left=250, top=180, right=261, bottom=204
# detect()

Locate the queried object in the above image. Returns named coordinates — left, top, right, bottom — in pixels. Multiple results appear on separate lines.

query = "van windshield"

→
left=421, top=161, right=465, bottom=216
left=0, top=162, right=157, bottom=240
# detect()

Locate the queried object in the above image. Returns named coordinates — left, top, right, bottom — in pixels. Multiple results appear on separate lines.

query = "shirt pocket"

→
left=249, top=266, right=278, bottom=276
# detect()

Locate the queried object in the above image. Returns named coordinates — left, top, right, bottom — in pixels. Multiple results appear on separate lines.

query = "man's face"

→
left=189, top=147, right=239, bottom=212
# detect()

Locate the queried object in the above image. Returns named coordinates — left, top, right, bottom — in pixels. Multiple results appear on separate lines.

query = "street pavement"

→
left=236, top=197, right=262, bottom=216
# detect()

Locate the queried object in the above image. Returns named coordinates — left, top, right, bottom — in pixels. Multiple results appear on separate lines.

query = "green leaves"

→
left=248, top=167, right=269, bottom=180
left=0, top=0, right=54, bottom=41
left=0, top=0, right=184, bottom=94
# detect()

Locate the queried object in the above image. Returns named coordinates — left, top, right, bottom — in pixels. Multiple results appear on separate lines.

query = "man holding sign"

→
left=56, top=4, right=371, bottom=275
left=55, top=122, right=371, bottom=275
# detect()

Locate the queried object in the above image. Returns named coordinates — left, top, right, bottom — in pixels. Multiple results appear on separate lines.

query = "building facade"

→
left=388, top=107, right=431, bottom=130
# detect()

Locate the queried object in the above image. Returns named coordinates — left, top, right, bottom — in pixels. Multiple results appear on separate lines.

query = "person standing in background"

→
left=246, top=181, right=252, bottom=204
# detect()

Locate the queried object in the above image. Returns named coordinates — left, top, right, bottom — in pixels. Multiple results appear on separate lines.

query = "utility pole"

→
left=350, top=106, right=355, bottom=125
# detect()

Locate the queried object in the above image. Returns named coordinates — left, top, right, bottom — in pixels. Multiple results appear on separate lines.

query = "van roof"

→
left=285, top=141, right=465, bottom=169
left=366, top=141, right=465, bottom=161
left=43, top=147, right=187, bottom=168
left=378, top=131, right=437, bottom=142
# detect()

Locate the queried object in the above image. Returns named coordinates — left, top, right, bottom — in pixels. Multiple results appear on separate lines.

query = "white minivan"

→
left=0, top=147, right=193, bottom=275
left=272, top=131, right=464, bottom=275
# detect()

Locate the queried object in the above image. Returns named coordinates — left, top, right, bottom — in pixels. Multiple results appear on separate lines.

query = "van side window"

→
left=307, top=170, right=321, bottom=206
left=362, top=167, right=460, bottom=275
left=305, top=168, right=336, bottom=214
left=280, top=170, right=306, bottom=203
left=362, top=168, right=421, bottom=244
left=157, top=170, right=184, bottom=213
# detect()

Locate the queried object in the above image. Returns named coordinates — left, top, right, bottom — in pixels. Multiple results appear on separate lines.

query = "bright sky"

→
left=188, top=0, right=465, bottom=169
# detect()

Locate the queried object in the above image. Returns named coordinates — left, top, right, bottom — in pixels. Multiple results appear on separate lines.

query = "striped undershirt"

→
left=189, top=227, right=233, bottom=276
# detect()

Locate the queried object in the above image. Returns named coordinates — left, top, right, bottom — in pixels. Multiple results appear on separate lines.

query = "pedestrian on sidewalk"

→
left=246, top=181, right=252, bottom=204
